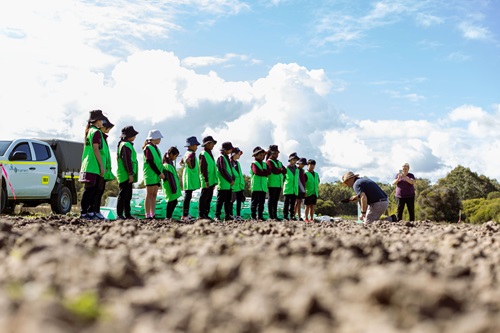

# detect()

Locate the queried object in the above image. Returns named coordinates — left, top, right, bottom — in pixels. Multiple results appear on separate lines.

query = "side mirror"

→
left=10, top=151, right=28, bottom=161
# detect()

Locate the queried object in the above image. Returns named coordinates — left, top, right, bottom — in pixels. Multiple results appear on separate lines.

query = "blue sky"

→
left=1, top=0, right=499, bottom=183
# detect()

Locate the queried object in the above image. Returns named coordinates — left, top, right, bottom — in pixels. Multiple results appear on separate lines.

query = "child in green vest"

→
left=304, top=159, right=320, bottom=222
left=294, top=157, right=307, bottom=221
left=215, top=142, right=235, bottom=221
left=250, top=146, right=270, bottom=221
left=198, top=136, right=218, bottom=220
left=162, top=147, right=181, bottom=221
left=266, top=145, right=286, bottom=221
left=116, top=126, right=139, bottom=220
left=143, top=129, right=165, bottom=219
left=180, top=136, right=201, bottom=223
left=93, top=116, right=115, bottom=220
left=283, top=152, right=299, bottom=220
left=79, top=110, right=107, bottom=220
left=230, top=147, right=245, bottom=221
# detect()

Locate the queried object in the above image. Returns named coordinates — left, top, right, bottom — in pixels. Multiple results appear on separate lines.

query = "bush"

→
left=417, top=186, right=461, bottom=222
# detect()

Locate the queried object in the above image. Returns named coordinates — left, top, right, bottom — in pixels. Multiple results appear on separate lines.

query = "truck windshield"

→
left=0, top=141, right=12, bottom=156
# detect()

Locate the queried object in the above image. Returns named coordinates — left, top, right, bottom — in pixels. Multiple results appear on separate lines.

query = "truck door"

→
left=4, top=141, right=38, bottom=197
left=32, top=142, right=58, bottom=198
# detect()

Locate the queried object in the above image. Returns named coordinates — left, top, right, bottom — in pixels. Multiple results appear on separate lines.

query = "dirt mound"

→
left=0, top=216, right=499, bottom=332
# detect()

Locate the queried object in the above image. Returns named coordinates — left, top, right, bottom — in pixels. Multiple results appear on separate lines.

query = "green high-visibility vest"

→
left=162, top=162, right=181, bottom=201
left=305, top=171, right=320, bottom=197
left=250, top=161, right=268, bottom=192
left=199, top=150, right=217, bottom=187
left=182, top=150, right=201, bottom=190
left=80, top=126, right=102, bottom=175
left=283, top=165, right=299, bottom=196
left=217, top=154, right=234, bottom=190
left=231, top=160, right=245, bottom=192
left=116, top=141, right=138, bottom=183
left=268, top=159, right=284, bottom=188
left=143, top=143, right=163, bottom=186
left=101, top=134, right=115, bottom=181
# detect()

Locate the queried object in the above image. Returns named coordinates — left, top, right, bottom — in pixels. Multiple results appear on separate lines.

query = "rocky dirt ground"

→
left=0, top=216, right=499, bottom=333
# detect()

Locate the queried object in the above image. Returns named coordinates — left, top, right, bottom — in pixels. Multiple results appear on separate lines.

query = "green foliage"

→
left=417, top=185, right=461, bottom=222
left=316, top=181, right=357, bottom=216
left=316, top=199, right=336, bottom=216
left=487, top=191, right=500, bottom=200
left=437, top=165, right=499, bottom=200
left=63, top=291, right=102, bottom=321
left=102, top=179, right=119, bottom=205
left=462, top=198, right=500, bottom=223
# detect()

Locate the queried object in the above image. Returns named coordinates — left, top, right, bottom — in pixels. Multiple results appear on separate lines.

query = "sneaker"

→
left=85, top=212, right=98, bottom=220
left=214, top=217, right=222, bottom=222
left=390, top=214, right=398, bottom=222
left=80, top=213, right=89, bottom=219
left=94, top=212, right=106, bottom=220
left=298, top=217, right=304, bottom=221
left=234, top=216, right=243, bottom=222
left=181, top=215, right=195, bottom=223
left=116, top=215, right=126, bottom=220
left=225, top=215, right=234, bottom=221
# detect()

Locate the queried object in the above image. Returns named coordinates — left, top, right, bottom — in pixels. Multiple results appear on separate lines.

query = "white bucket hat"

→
left=146, top=129, right=163, bottom=140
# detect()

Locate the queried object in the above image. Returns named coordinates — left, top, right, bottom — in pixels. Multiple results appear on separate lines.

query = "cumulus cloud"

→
left=458, top=21, right=492, bottom=40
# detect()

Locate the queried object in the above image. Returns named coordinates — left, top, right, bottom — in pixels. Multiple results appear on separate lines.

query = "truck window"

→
left=12, top=143, right=32, bottom=161
left=33, top=143, right=52, bottom=161
left=0, top=141, right=12, bottom=156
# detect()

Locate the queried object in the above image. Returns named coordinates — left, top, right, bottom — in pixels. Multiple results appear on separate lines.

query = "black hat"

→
left=288, top=152, right=299, bottom=162
left=307, top=159, right=316, bottom=165
left=298, top=157, right=307, bottom=165
left=88, top=110, right=106, bottom=122
left=252, top=146, right=266, bottom=157
left=268, top=144, right=280, bottom=153
left=202, top=136, right=217, bottom=146
left=120, top=126, right=139, bottom=139
left=221, top=141, right=234, bottom=151
left=231, top=147, right=243, bottom=158
left=185, top=136, right=200, bottom=147
left=102, top=117, right=114, bottom=129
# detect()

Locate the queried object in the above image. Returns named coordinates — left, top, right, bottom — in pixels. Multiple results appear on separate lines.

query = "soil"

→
left=0, top=216, right=499, bottom=333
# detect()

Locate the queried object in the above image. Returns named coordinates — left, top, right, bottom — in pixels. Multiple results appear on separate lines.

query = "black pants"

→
left=199, top=185, right=215, bottom=218
left=93, top=178, right=106, bottom=214
left=80, top=175, right=104, bottom=214
left=283, top=194, right=297, bottom=219
left=251, top=191, right=266, bottom=220
left=166, top=199, right=178, bottom=219
left=183, top=190, right=193, bottom=216
left=268, top=187, right=281, bottom=219
left=231, top=191, right=245, bottom=216
left=117, top=181, right=133, bottom=218
left=215, top=189, right=233, bottom=219
left=397, top=196, right=415, bottom=221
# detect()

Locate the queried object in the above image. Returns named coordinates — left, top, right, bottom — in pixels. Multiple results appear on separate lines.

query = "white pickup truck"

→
left=0, top=138, right=83, bottom=214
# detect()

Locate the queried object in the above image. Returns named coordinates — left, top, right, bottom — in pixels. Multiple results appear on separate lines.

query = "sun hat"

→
left=252, top=146, right=266, bottom=157
left=307, top=159, right=316, bottom=165
left=298, top=157, right=307, bottom=165
left=88, top=110, right=107, bottom=122
left=120, top=126, right=139, bottom=139
left=221, top=142, right=234, bottom=151
left=342, top=171, right=359, bottom=186
left=231, top=147, right=243, bottom=157
left=268, top=144, right=280, bottom=153
left=146, top=129, right=163, bottom=140
left=184, top=136, right=200, bottom=147
left=101, top=117, right=114, bottom=129
left=202, top=135, right=217, bottom=146
left=288, top=152, right=299, bottom=162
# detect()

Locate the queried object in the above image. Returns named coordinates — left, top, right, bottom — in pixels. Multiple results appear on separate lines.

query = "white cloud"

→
left=181, top=53, right=261, bottom=68
left=446, top=51, right=471, bottom=62
left=416, top=13, right=444, bottom=27
left=459, top=21, right=492, bottom=40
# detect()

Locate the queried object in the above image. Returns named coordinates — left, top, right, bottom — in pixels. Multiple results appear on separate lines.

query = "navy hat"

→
left=202, top=135, right=217, bottom=146
left=120, top=126, right=139, bottom=139
left=88, top=110, right=106, bottom=122
left=298, top=157, right=307, bottom=165
left=252, top=146, right=266, bottom=157
left=288, top=152, right=299, bottom=162
left=185, top=136, right=200, bottom=147
left=268, top=144, right=280, bottom=153
left=221, top=141, right=234, bottom=151
left=102, top=117, right=114, bottom=129
left=307, top=159, right=316, bottom=165
left=231, top=147, right=243, bottom=158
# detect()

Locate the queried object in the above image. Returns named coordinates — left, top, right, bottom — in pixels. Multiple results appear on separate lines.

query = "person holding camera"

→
left=393, top=163, right=416, bottom=221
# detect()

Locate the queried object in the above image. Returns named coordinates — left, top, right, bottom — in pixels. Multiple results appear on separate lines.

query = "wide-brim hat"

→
left=298, top=157, right=307, bottom=165
left=221, top=141, right=234, bottom=151
left=88, top=109, right=107, bottom=122
left=146, top=129, right=163, bottom=140
left=342, top=171, right=359, bottom=186
left=185, top=136, right=200, bottom=147
left=252, top=146, right=266, bottom=157
left=231, top=147, right=243, bottom=157
left=121, top=126, right=139, bottom=139
left=102, top=117, right=114, bottom=129
left=288, top=152, right=299, bottom=162
left=202, top=135, right=217, bottom=146
left=268, top=144, right=280, bottom=153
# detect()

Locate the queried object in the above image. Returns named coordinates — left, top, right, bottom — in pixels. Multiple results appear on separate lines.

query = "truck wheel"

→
left=51, top=186, right=72, bottom=214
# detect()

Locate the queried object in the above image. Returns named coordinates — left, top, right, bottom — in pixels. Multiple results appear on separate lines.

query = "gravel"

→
left=0, top=216, right=499, bottom=333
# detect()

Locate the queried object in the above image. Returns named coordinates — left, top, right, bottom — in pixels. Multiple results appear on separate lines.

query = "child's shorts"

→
left=297, top=192, right=306, bottom=200
left=304, top=195, right=317, bottom=205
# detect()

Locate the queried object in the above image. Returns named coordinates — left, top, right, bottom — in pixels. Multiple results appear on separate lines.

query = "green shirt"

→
left=305, top=171, right=320, bottom=197
left=199, top=150, right=217, bottom=187
left=182, top=150, right=201, bottom=190
left=80, top=126, right=101, bottom=175
left=162, top=162, right=182, bottom=201
left=101, top=133, right=115, bottom=181
left=268, top=159, right=284, bottom=188
left=217, top=154, right=234, bottom=190
left=231, top=160, right=245, bottom=192
left=283, top=165, right=299, bottom=196
left=116, top=141, right=138, bottom=183
left=250, top=161, right=268, bottom=192
left=143, top=143, right=163, bottom=186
